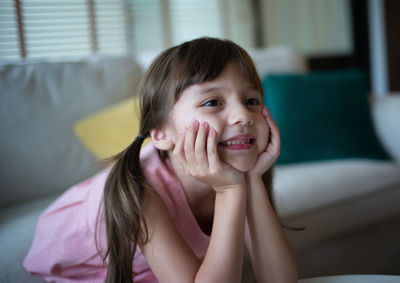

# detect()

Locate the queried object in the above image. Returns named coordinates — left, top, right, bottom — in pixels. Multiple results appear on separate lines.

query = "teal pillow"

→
left=262, top=70, right=390, bottom=164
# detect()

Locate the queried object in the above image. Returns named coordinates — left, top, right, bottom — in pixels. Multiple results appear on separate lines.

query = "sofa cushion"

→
left=273, top=159, right=400, bottom=250
left=262, top=70, right=390, bottom=164
left=0, top=56, right=143, bottom=207
left=0, top=194, right=59, bottom=282
left=74, top=97, right=150, bottom=160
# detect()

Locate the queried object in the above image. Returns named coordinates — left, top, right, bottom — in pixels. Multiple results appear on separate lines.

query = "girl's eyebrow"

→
left=198, top=85, right=259, bottom=95
left=247, top=86, right=260, bottom=92
left=198, top=86, right=221, bottom=95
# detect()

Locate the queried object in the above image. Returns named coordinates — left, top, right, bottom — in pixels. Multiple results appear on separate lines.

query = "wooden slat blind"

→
left=127, top=0, right=237, bottom=56
left=0, top=0, right=128, bottom=59
left=1, top=0, right=254, bottom=60
left=0, top=1, right=20, bottom=59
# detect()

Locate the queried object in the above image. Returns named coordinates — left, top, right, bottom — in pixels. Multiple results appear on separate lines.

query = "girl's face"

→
left=165, top=61, right=269, bottom=172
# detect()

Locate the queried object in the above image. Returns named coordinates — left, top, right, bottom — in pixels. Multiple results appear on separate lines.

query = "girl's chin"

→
left=218, top=146, right=263, bottom=173
left=224, top=158, right=257, bottom=173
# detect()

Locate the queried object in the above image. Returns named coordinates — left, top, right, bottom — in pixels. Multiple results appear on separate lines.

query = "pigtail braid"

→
left=101, top=134, right=150, bottom=283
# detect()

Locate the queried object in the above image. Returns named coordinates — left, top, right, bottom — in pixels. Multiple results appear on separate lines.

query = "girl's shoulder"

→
left=140, top=144, right=187, bottom=219
left=140, top=143, right=181, bottom=192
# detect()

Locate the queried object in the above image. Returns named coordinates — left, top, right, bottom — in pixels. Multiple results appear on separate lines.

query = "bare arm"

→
left=197, top=186, right=246, bottom=282
left=245, top=107, right=298, bottom=282
left=142, top=121, right=247, bottom=283
left=245, top=178, right=298, bottom=283
left=141, top=185, right=246, bottom=283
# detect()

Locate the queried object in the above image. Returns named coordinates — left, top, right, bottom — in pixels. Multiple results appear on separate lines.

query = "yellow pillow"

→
left=74, top=97, right=150, bottom=160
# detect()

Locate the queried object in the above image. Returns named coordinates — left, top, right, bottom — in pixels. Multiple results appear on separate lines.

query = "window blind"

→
left=23, top=1, right=91, bottom=58
left=127, top=0, right=165, bottom=54
left=127, top=0, right=240, bottom=56
left=95, top=1, right=128, bottom=55
left=0, top=1, right=20, bottom=59
left=0, top=0, right=128, bottom=59
left=169, top=0, right=223, bottom=46
left=1, top=0, right=254, bottom=60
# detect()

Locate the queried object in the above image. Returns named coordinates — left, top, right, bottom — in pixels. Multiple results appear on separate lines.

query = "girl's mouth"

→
left=220, top=139, right=254, bottom=146
left=218, top=135, right=255, bottom=150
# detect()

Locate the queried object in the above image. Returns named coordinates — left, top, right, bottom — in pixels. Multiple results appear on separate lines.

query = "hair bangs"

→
left=136, top=37, right=263, bottom=135
left=171, top=37, right=263, bottom=101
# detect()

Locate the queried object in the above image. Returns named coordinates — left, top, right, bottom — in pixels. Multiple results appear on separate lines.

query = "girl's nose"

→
left=228, top=104, right=254, bottom=126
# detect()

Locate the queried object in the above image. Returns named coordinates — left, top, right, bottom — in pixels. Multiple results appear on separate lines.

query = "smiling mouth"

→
left=220, top=138, right=255, bottom=146
left=218, top=134, right=256, bottom=150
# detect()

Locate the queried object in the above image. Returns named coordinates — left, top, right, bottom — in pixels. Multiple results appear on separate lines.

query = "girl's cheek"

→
left=257, top=117, right=270, bottom=148
left=255, top=114, right=268, bottom=128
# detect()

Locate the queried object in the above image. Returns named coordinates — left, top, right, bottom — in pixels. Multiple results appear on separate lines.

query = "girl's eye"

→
left=202, top=99, right=222, bottom=107
left=245, top=98, right=261, bottom=106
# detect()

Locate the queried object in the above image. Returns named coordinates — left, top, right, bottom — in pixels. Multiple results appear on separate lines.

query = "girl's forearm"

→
left=195, top=184, right=247, bottom=283
left=245, top=177, right=298, bottom=283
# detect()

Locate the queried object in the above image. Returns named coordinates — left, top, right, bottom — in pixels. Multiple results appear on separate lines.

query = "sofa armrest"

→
left=371, top=94, right=400, bottom=162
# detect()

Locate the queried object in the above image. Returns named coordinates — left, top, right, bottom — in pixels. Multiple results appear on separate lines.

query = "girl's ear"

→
left=150, top=128, right=174, bottom=151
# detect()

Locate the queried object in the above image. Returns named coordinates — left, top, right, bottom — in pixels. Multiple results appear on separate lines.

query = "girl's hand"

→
left=248, top=107, right=281, bottom=179
left=173, top=120, right=245, bottom=192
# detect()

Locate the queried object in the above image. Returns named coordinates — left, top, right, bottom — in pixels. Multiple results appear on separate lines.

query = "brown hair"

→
left=97, top=37, right=272, bottom=283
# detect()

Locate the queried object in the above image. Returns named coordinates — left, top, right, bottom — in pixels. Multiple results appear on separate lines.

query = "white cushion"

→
left=273, top=159, right=400, bottom=250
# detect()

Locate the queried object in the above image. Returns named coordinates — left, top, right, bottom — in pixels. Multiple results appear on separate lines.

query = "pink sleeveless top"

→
left=23, top=144, right=210, bottom=282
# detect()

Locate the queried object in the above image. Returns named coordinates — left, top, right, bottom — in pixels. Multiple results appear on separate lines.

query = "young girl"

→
left=24, top=37, right=298, bottom=283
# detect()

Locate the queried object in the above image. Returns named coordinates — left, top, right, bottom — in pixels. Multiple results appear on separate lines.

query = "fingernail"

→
left=200, top=121, right=207, bottom=128
left=209, top=129, right=215, bottom=135
left=191, top=120, right=198, bottom=126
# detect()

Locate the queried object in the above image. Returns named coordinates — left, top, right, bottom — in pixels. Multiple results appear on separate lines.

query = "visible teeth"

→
left=223, top=139, right=252, bottom=146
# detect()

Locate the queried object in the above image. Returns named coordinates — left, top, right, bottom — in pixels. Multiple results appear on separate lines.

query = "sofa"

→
left=0, top=56, right=143, bottom=283
left=1, top=48, right=399, bottom=283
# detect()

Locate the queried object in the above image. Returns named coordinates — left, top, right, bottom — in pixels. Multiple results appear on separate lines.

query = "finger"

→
left=267, top=114, right=280, bottom=138
left=207, top=128, right=221, bottom=171
left=195, top=121, right=209, bottom=169
left=262, top=106, right=269, bottom=119
left=266, top=115, right=281, bottom=152
left=184, top=120, right=199, bottom=168
left=173, top=128, right=188, bottom=169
